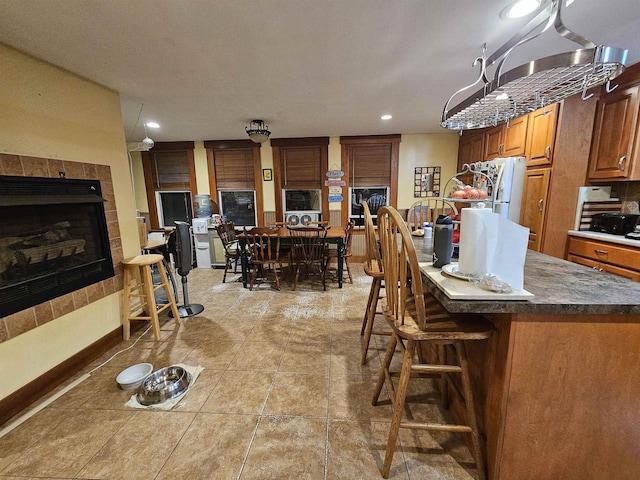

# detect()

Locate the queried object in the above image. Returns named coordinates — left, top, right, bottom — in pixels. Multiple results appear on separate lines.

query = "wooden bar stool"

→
left=361, top=201, right=389, bottom=365
left=121, top=254, right=180, bottom=340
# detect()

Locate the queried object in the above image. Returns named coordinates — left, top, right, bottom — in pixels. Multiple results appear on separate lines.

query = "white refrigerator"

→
left=476, top=157, right=526, bottom=223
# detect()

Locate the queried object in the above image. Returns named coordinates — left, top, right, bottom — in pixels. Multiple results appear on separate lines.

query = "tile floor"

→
left=0, top=264, right=478, bottom=479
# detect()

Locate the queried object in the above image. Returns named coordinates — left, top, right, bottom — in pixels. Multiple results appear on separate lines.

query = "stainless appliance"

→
left=475, top=157, right=526, bottom=223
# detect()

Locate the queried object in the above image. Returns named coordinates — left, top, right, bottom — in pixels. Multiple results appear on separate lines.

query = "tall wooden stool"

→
left=121, top=254, right=180, bottom=340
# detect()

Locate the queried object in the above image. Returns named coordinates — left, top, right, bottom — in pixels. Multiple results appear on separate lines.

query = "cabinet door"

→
left=519, top=168, right=551, bottom=251
left=587, top=84, right=639, bottom=180
left=526, top=104, right=558, bottom=166
left=457, top=131, right=485, bottom=170
left=484, top=126, right=504, bottom=159
left=502, top=115, right=528, bottom=157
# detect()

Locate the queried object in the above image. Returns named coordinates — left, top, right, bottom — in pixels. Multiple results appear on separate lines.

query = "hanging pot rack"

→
left=441, top=0, right=628, bottom=131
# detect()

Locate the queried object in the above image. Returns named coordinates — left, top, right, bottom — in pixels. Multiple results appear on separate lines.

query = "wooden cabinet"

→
left=484, top=115, right=528, bottom=159
left=587, top=83, right=640, bottom=181
left=520, top=167, right=551, bottom=251
left=457, top=130, right=485, bottom=171
left=567, top=236, right=640, bottom=281
left=526, top=103, right=558, bottom=166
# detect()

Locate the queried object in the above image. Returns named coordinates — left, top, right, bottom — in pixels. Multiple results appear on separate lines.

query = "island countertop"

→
left=415, top=241, right=640, bottom=315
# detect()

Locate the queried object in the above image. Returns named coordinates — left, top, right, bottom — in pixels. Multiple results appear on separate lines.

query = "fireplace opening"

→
left=0, top=175, right=115, bottom=317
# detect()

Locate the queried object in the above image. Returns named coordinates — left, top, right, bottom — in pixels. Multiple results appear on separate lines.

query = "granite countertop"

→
left=412, top=236, right=640, bottom=316
left=568, top=230, right=640, bottom=249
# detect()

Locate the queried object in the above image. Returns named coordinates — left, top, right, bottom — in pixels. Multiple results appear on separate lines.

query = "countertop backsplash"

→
left=610, top=181, right=640, bottom=214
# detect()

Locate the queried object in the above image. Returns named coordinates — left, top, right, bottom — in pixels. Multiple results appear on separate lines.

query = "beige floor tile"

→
left=289, top=317, right=332, bottom=345
left=156, top=413, right=259, bottom=480
left=77, top=410, right=196, bottom=479
left=326, top=419, right=409, bottom=480
left=170, top=368, right=225, bottom=412
left=2, top=409, right=133, bottom=477
left=240, top=416, right=326, bottom=479
left=329, top=374, right=392, bottom=422
left=264, top=372, right=329, bottom=417
left=182, top=337, right=243, bottom=368
left=331, top=341, right=381, bottom=376
left=279, top=342, right=331, bottom=374
left=228, top=340, right=286, bottom=371
left=201, top=370, right=275, bottom=415
left=0, top=408, right=66, bottom=472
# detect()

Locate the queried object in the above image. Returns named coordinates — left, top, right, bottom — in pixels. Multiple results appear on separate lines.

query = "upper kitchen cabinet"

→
left=526, top=103, right=558, bottom=167
left=457, top=129, right=485, bottom=172
left=587, top=62, right=640, bottom=182
left=484, top=115, right=528, bottom=159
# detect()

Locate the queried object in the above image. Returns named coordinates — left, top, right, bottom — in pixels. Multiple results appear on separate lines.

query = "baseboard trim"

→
left=0, top=327, right=124, bottom=427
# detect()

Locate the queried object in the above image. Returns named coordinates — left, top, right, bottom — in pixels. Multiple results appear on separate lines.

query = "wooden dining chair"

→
left=360, top=201, right=388, bottom=365
left=304, top=220, right=330, bottom=227
left=286, top=225, right=329, bottom=291
left=242, top=226, right=284, bottom=291
left=372, top=205, right=493, bottom=479
left=406, top=198, right=458, bottom=232
left=326, top=220, right=355, bottom=284
left=215, top=221, right=240, bottom=283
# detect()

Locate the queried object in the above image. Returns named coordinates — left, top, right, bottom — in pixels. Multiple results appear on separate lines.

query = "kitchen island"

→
left=415, top=245, right=640, bottom=480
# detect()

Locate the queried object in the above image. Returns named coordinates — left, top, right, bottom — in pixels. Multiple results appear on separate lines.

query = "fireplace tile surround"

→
left=0, top=154, right=124, bottom=342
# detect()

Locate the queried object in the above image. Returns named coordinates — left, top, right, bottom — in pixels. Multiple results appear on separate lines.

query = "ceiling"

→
left=1, top=0, right=639, bottom=143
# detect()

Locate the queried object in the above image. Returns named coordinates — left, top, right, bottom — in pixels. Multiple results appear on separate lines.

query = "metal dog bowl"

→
left=137, top=365, right=191, bottom=406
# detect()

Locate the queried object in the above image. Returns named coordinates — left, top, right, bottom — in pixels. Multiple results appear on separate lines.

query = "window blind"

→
left=213, top=149, right=255, bottom=189
left=349, top=144, right=392, bottom=187
left=151, top=151, right=190, bottom=190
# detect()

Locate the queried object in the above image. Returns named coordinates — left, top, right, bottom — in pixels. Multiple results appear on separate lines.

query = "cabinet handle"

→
left=618, top=155, right=626, bottom=171
left=537, top=199, right=544, bottom=212
left=544, top=145, right=551, bottom=159
left=498, top=144, right=503, bottom=155
left=594, top=249, right=608, bottom=256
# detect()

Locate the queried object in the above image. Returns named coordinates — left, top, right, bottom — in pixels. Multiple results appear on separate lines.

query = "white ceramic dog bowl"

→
left=116, top=363, right=153, bottom=390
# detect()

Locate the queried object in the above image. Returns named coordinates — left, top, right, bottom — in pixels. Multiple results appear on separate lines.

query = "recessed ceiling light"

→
left=380, top=114, right=392, bottom=120
left=501, top=0, right=540, bottom=19
left=145, top=122, right=160, bottom=129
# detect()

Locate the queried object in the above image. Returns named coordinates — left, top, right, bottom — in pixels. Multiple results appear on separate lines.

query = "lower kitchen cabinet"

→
left=520, top=167, right=551, bottom=251
left=567, top=236, right=640, bottom=281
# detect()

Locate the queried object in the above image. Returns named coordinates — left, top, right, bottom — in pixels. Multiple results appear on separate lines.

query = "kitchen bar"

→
left=415, top=241, right=640, bottom=480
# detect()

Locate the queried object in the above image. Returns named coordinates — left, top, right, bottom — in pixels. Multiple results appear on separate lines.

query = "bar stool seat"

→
left=121, top=254, right=180, bottom=340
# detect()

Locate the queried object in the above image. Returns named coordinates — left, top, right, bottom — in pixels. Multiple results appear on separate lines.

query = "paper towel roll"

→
left=458, top=207, right=529, bottom=289
left=458, top=208, right=498, bottom=276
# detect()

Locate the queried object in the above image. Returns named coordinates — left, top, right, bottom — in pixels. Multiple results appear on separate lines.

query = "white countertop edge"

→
left=568, top=230, right=640, bottom=249
left=418, top=262, right=534, bottom=301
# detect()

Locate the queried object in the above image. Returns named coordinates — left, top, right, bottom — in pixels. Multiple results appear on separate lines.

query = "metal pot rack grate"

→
left=441, top=0, right=628, bottom=131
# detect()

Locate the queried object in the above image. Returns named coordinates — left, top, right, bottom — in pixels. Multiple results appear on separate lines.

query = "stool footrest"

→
left=399, top=421, right=472, bottom=433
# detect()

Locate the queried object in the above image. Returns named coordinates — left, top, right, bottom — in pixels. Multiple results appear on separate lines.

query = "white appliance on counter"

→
left=192, top=218, right=211, bottom=268
left=476, top=157, right=526, bottom=223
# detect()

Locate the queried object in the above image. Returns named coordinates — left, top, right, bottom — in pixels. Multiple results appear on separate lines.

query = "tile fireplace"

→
left=0, top=175, right=115, bottom=318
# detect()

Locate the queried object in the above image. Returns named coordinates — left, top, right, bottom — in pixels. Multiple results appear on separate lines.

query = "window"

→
left=141, top=142, right=197, bottom=230
left=271, top=138, right=329, bottom=222
left=205, top=140, right=263, bottom=228
left=348, top=186, right=389, bottom=226
left=283, top=189, right=322, bottom=212
left=155, top=191, right=193, bottom=229
left=340, top=135, right=400, bottom=228
left=218, top=190, right=257, bottom=227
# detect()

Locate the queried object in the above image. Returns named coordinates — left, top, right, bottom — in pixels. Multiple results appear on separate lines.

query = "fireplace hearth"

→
left=0, top=175, right=115, bottom=317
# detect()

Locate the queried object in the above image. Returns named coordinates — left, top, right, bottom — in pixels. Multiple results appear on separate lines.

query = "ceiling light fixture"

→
left=145, top=121, right=160, bottom=129
left=501, top=0, right=541, bottom=19
left=245, top=119, right=271, bottom=144
left=381, top=114, right=393, bottom=120
left=126, top=103, right=155, bottom=152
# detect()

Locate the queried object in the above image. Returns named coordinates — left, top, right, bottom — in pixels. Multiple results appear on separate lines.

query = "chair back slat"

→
left=243, top=227, right=280, bottom=263
left=406, top=199, right=458, bottom=232
left=287, top=226, right=327, bottom=263
left=362, top=201, right=383, bottom=272
left=377, top=206, right=426, bottom=330
left=343, top=220, right=355, bottom=256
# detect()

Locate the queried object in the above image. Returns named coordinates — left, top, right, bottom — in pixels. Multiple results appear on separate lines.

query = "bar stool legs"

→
left=122, top=254, right=180, bottom=341
left=360, top=276, right=389, bottom=365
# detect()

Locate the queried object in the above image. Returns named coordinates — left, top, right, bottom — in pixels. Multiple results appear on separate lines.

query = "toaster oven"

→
left=590, top=213, right=640, bottom=235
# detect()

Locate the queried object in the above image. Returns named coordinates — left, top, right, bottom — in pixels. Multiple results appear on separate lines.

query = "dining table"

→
left=237, top=226, right=346, bottom=288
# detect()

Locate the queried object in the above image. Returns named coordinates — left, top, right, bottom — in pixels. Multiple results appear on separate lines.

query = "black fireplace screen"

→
left=0, top=175, right=115, bottom=317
